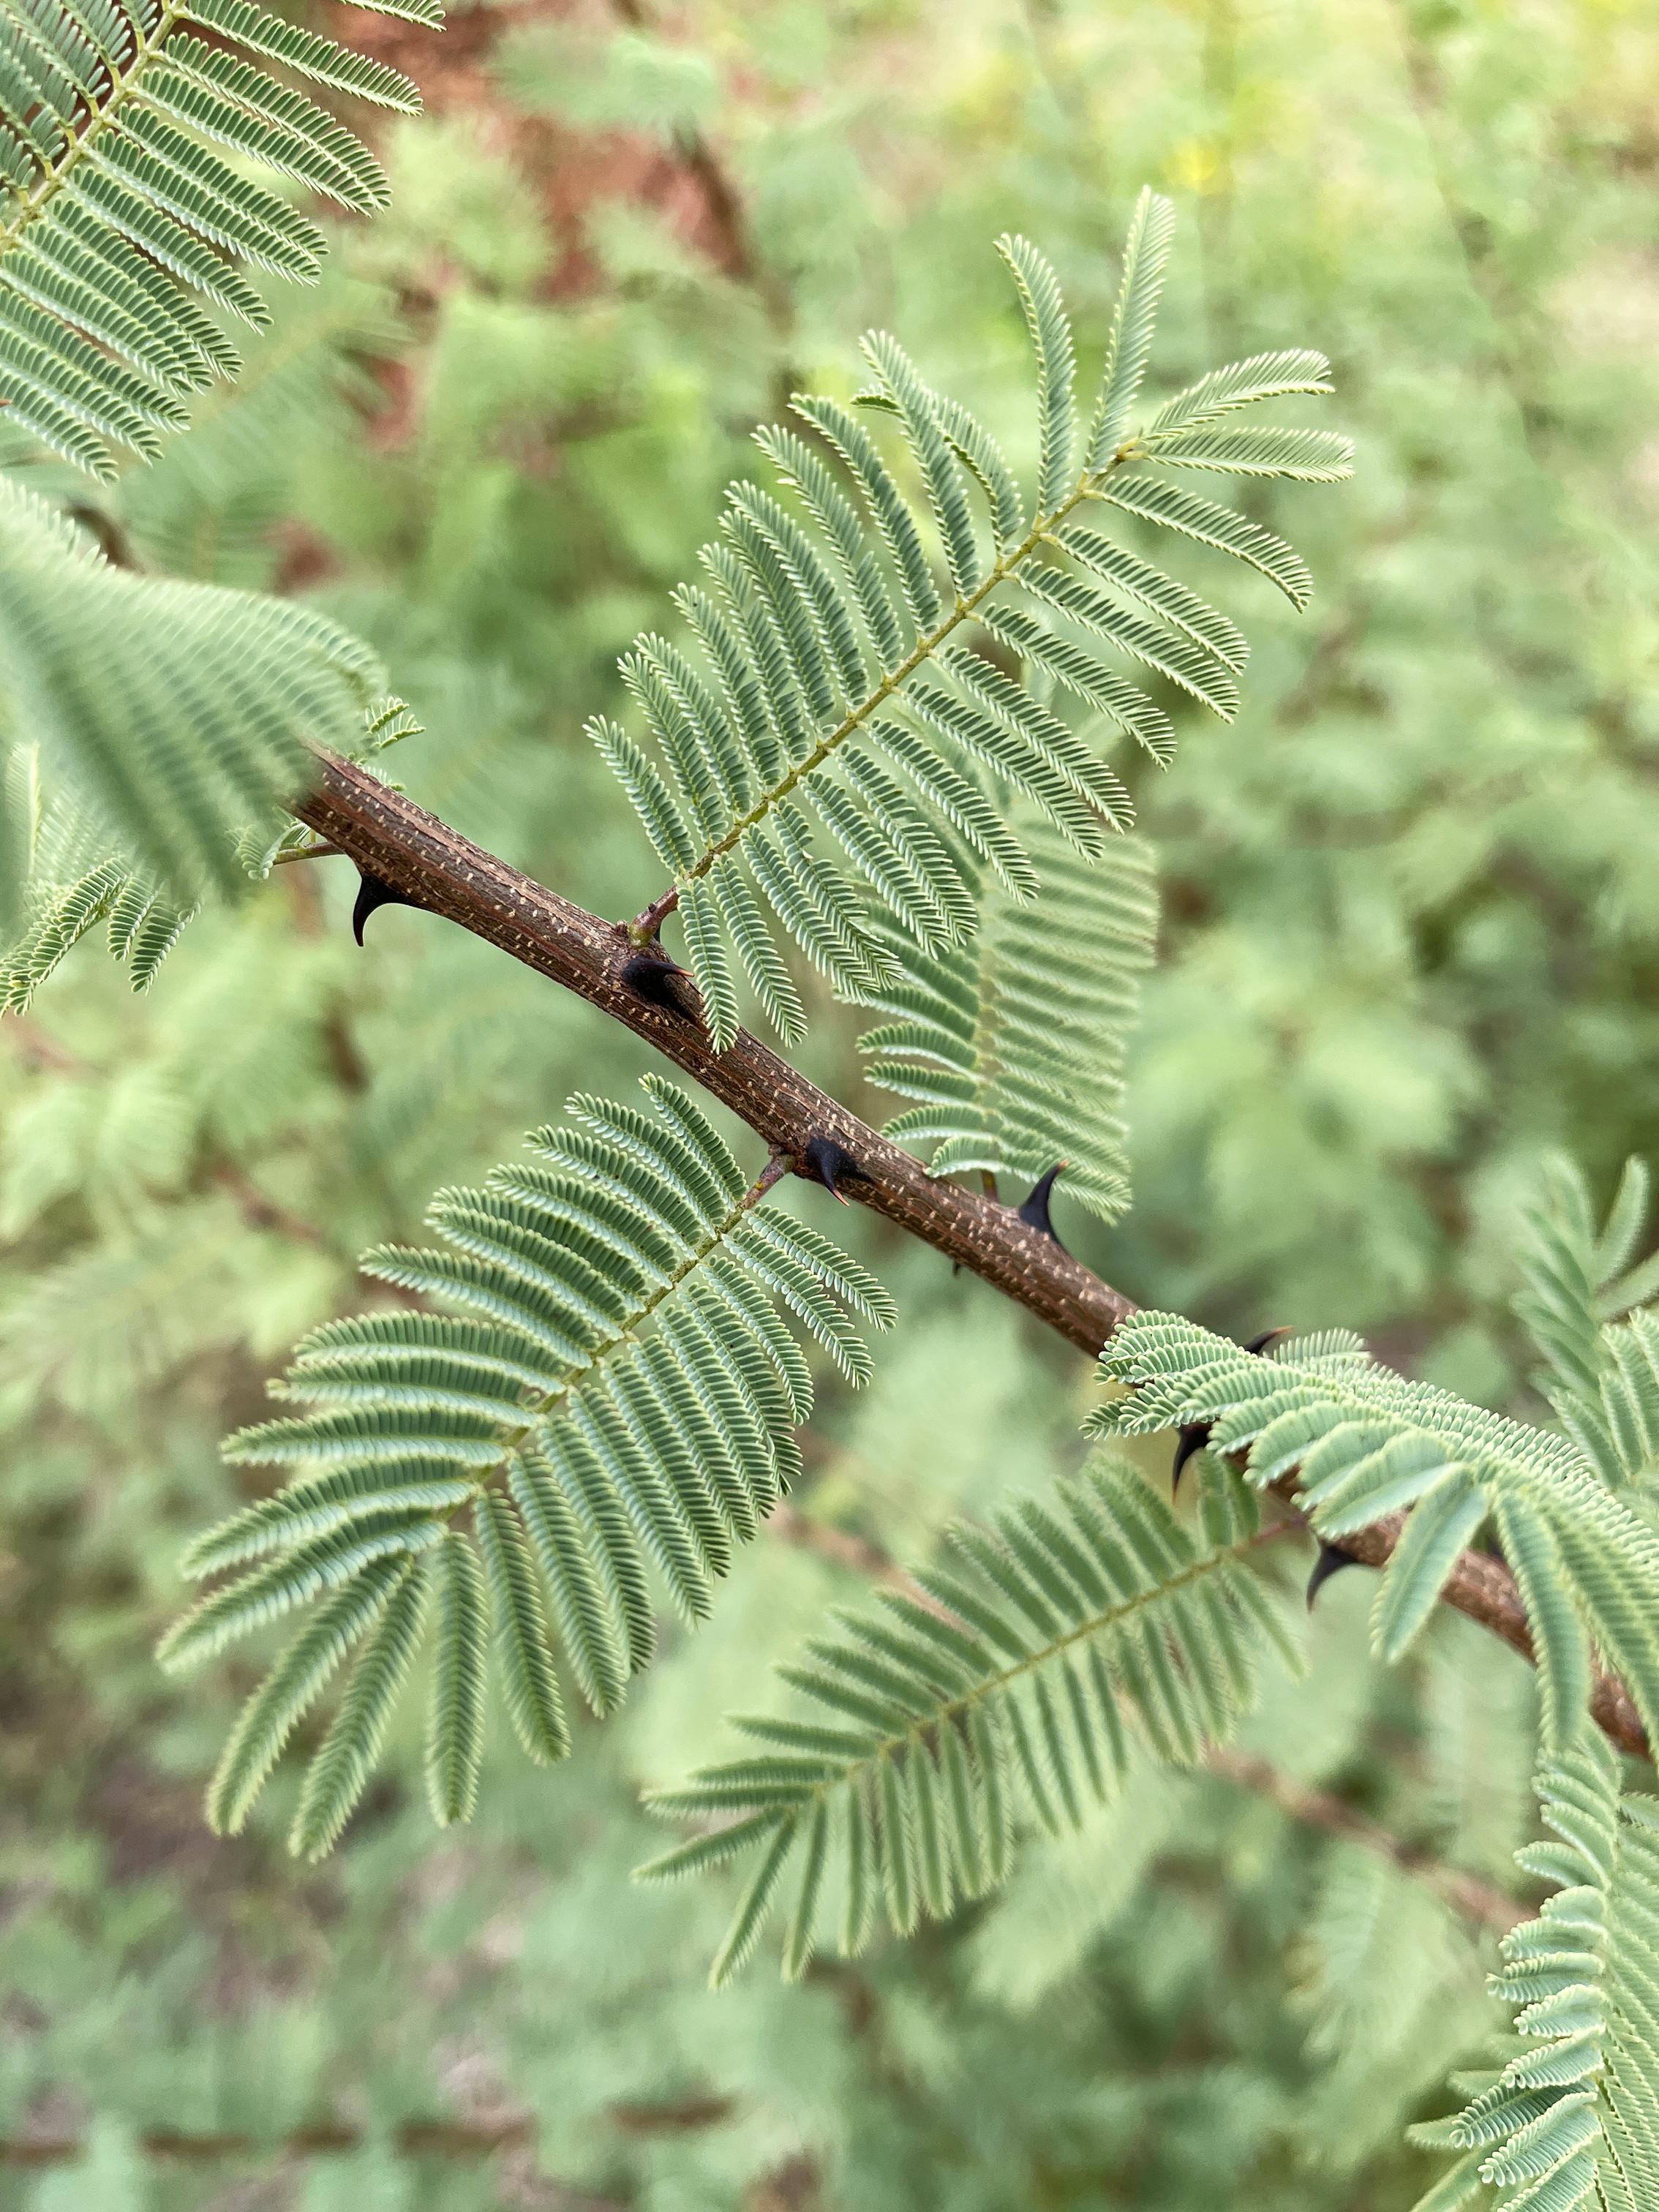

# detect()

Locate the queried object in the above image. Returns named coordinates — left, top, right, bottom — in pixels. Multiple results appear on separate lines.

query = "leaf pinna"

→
left=0, top=0, right=439, bottom=479
left=161, top=1076, right=893, bottom=1855
left=857, top=826, right=1156, bottom=1220
left=1409, top=1731, right=1659, bottom=2212
left=636, top=1455, right=1291, bottom=1984
left=594, top=193, right=1348, bottom=1050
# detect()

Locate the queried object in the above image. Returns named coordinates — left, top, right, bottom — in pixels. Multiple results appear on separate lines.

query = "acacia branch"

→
left=291, top=749, right=1648, bottom=1761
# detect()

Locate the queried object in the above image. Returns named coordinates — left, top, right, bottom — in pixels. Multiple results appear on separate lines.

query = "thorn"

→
left=1171, top=1332, right=1287, bottom=1495
left=1244, top=1327, right=1293, bottom=1357
left=1306, top=1541, right=1363, bottom=1611
left=1171, top=1421, right=1211, bottom=1494
left=620, top=952, right=699, bottom=1021
left=352, top=870, right=423, bottom=946
left=801, top=1136, right=865, bottom=1203
left=1017, top=1163, right=1068, bottom=1252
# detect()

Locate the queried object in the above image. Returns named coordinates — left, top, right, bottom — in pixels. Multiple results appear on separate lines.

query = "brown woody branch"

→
left=292, top=749, right=1648, bottom=1761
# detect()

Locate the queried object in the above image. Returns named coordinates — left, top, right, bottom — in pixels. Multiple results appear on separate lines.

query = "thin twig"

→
left=1204, top=1748, right=1527, bottom=1934
left=0, top=2115, right=543, bottom=2172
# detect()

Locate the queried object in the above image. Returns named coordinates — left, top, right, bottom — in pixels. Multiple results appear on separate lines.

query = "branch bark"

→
left=293, top=749, right=1649, bottom=1762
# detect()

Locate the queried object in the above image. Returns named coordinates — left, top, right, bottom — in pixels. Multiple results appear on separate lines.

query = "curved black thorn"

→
left=1244, top=1326, right=1293, bottom=1357
left=1171, top=1421, right=1212, bottom=1495
left=802, top=1136, right=866, bottom=1205
left=1017, top=1163, right=1068, bottom=1251
left=352, top=870, right=423, bottom=946
left=1306, top=1541, right=1363, bottom=1611
left=620, top=952, right=700, bottom=1022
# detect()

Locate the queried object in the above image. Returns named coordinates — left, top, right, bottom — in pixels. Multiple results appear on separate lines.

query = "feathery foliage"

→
left=162, top=1075, right=892, bottom=1854
left=855, top=824, right=1156, bottom=1216
left=1410, top=1731, right=1659, bottom=2212
left=636, top=1453, right=1294, bottom=1984
left=0, top=475, right=380, bottom=907
left=0, top=0, right=437, bottom=478
left=2, top=695, right=418, bottom=1009
left=1515, top=1154, right=1659, bottom=1493
left=595, top=193, right=1348, bottom=1050
left=1094, top=1314, right=1659, bottom=1754
left=1, top=824, right=194, bottom=1008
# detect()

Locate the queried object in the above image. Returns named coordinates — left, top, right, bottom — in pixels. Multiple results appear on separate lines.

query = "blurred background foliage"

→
left=3, top=0, right=1658, bottom=2201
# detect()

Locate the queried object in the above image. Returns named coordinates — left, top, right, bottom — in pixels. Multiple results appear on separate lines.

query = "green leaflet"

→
left=1095, top=1312, right=1659, bottom=1750
left=168, top=1077, right=889, bottom=1851
left=1410, top=1735, right=1659, bottom=2212
left=591, top=199, right=1346, bottom=1049
left=857, top=824, right=1157, bottom=1219
left=636, top=1455, right=1287, bottom=1985
left=0, top=0, right=435, bottom=480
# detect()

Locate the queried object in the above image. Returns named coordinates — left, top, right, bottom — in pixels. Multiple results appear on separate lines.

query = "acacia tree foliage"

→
left=3, top=1, right=1659, bottom=2208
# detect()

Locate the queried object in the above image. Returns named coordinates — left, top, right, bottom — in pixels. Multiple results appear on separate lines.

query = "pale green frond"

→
left=0, top=479, right=379, bottom=908
left=858, top=824, right=1156, bottom=1219
left=1019, top=560, right=1241, bottom=719
left=0, top=0, right=432, bottom=478
left=1087, top=185, right=1178, bottom=469
left=474, top=1490, right=569, bottom=1766
left=1516, top=1155, right=1609, bottom=1405
left=1514, top=1153, right=1659, bottom=1491
left=1140, top=424, right=1354, bottom=481
left=590, top=207, right=1340, bottom=1037
left=171, top=1078, right=885, bottom=1847
left=0, top=851, right=193, bottom=1010
left=159, top=1510, right=446, bottom=1673
left=1096, top=1312, right=1659, bottom=1751
left=1411, top=1734, right=1659, bottom=2212
left=1147, top=347, right=1334, bottom=437
left=861, top=328, right=983, bottom=601
left=1102, top=473, right=1315, bottom=607
left=636, top=1455, right=1288, bottom=1980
